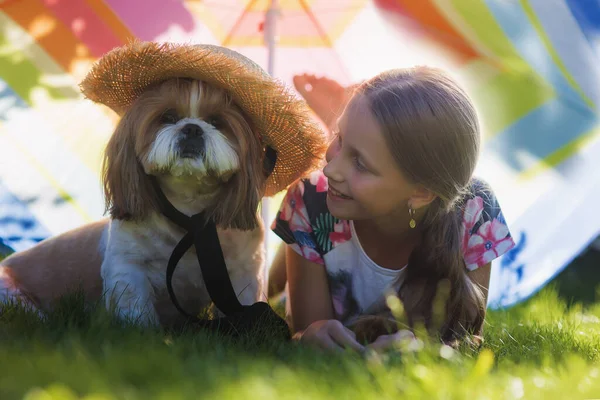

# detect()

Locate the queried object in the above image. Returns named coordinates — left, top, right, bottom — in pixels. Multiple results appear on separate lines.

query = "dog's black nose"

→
left=179, top=123, right=205, bottom=158
left=181, top=123, right=203, bottom=137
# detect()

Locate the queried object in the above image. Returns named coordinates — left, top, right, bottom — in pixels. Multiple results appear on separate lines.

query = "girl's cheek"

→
left=349, top=177, right=369, bottom=201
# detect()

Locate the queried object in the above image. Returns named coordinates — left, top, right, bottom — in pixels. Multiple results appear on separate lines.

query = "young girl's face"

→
left=323, top=95, right=417, bottom=223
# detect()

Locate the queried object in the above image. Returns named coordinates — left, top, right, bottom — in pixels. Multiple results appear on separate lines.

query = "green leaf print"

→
left=314, top=213, right=337, bottom=253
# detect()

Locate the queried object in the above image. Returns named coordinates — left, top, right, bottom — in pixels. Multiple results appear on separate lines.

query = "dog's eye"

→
left=207, top=115, right=224, bottom=128
left=160, top=110, right=179, bottom=125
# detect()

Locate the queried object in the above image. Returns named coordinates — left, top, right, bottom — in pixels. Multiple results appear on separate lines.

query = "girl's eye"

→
left=160, top=109, right=178, bottom=124
left=353, top=156, right=367, bottom=172
left=207, top=115, right=224, bottom=128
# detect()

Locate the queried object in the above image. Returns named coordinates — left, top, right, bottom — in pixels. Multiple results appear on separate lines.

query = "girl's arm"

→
left=468, top=262, right=491, bottom=306
left=286, top=246, right=364, bottom=352
left=286, top=246, right=334, bottom=332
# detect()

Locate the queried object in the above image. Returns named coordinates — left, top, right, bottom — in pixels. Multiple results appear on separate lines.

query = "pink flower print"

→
left=464, top=218, right=515, bottom=270
left=309, top=170, right=329, bottom=192
left=461, top=196, right=484, bottom=251
left=291, top=243, right=324, bottom=265
left=279, top=181, right=312, bottom=232
left=329, top=219, right=351, bottom=248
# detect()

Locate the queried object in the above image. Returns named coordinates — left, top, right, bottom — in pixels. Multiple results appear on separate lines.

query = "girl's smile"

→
left=327, top=185, right=353, bottom=201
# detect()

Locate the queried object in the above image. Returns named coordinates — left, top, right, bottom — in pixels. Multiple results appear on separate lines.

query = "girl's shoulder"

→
left=271, top=170, right=351, bottom=263
left=278, top=170, right=330, bottom=220
left=460, top=177, right=515, bottom=270
left=299, top=170, right=331, bottom=215
left=466, top=177, right=497, bottom=202
left=462, top=177, right=507, bottom=226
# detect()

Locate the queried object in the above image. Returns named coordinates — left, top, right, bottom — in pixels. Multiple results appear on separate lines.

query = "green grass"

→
left=1, top=251, right=599, bottom=399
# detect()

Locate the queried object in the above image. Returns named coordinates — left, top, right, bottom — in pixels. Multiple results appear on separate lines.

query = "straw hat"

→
left=80, top=41, right=327, bottom=196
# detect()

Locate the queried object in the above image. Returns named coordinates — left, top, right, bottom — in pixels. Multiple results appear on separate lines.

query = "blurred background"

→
left=0, top=0, right=598, bottom=309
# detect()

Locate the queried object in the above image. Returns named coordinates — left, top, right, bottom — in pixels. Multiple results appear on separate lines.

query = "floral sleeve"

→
left=461, top=178, right=516, bottom=271
left=271, top=177, right=325, bottom=265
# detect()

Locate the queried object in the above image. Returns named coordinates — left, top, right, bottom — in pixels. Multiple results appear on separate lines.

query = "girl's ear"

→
left=409, top=185, right=437, bottom=210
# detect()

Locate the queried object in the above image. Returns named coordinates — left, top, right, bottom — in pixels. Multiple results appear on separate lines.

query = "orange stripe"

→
left=84, top=0, right=135, bottom=45
left=0, top=0, right=22, bottom=7
left=41, top=0, right=123, bottom=57
left=390, top=0, right=479, bottom=61
left=3, top=0, right=95, bottom=78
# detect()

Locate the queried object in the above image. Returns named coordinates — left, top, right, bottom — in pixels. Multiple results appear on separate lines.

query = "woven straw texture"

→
left=80, top=41, right=327, bottom=196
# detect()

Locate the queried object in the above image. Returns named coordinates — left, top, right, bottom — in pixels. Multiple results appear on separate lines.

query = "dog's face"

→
left=102, top=79, right=267, bottom=230
left=140, top=79, right=243, bottom=181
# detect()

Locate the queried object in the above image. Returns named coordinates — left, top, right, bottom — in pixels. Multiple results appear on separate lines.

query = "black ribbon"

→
left=154, top=185, right=244, bottom=318
left=149, top=145, right=289, bottom=339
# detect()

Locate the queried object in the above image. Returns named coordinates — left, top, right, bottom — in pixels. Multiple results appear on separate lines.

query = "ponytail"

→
left=399, top=197, right=486, bottom=347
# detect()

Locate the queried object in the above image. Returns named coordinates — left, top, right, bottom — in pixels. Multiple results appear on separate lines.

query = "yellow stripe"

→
left=184, top=1, right=229, bottom=44
left=520, top=0, right=595, bottom=110
left=313, top=0, right=368, bottom=44
left=470, top=68, right=554, bottom=140
left=518, top=127, right=600, bottom=181
left=459, top=59, right=501, bottom=88
left=0, top=13, right=113, bottom=178
left=436, top=0, right=523, bottom=68
left=187, top=0, right=367, bottom=47
left=0, top=12, right=79, bottom=99
left=225, top=35, right=331, bottom=47
left=2, top=0, right=95, bottom=80
left=435, top=0, right=558, bottom=141
left=0, top=130, right=93, bottom=222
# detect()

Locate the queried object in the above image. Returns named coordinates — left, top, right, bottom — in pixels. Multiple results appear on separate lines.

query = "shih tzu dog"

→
left=0, top=78, right=267, bottom=327
left=0, top=42, right=326, bottom=328
left=99, top=77, right=269, bottom=326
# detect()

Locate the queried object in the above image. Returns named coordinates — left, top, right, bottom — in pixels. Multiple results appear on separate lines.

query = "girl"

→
left=271, top=67, right=515, bottom=352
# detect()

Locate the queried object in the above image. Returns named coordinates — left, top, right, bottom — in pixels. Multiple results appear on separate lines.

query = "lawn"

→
left=1, top=248, right=599, bottom=400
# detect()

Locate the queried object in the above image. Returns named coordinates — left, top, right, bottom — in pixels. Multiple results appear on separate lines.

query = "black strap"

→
left=165, top=229, right=196, bottom=320
left=150, top=145, right=290, bottom=340
left=157, top=145, right=278, bottom=319
left=152, top=177, right=244, bottom=317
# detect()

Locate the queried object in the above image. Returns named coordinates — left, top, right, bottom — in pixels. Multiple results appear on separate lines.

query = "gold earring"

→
left=408, top=206, right=416, bottom=229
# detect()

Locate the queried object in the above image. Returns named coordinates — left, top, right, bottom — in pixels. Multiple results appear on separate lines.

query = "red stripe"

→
left=2, top=0, right=94, bottom=75
left=41, top=0, right=122, bottom=57
left=374, top=0, right=480, bottom=62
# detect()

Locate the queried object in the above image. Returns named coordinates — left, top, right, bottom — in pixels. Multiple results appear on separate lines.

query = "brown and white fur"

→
left=0, top=79, right=269, bottom=327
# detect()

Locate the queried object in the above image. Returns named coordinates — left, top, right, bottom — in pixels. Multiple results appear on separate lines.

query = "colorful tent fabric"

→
left=1, top=0, right=598, bottom=308
left=372, top=0, right=600, bottom=307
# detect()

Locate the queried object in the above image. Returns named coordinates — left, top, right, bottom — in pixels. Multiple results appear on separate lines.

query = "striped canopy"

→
left=1, top=0, right=599, bottom=308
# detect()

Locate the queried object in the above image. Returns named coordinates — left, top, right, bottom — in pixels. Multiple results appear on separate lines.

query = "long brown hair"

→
left=358, top=67, right=485, bottom=345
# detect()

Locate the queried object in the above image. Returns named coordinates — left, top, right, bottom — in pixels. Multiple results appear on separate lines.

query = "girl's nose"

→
left=323, top=147, right=344, bottom=183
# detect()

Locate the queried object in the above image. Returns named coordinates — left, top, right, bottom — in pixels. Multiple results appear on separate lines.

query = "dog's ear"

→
left=209, top=123, right=265, bottom=231
left=102, top=112, right=158, bottom=220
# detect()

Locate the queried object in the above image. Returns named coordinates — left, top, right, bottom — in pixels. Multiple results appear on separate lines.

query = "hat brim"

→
left=80, top=41, right=327, bottom=196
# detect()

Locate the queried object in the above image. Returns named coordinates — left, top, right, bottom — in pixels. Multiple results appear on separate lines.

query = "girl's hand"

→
left=366, top=329, right=416, bottom=353
left=293, top=319, right=365, bottom=352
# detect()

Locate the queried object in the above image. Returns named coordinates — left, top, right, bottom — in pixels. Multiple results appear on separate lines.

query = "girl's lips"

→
left=328, top=186, right=352, bottom=200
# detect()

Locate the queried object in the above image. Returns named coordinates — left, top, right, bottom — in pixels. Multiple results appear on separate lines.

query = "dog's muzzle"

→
left=178, top=123, right=205, bottom=158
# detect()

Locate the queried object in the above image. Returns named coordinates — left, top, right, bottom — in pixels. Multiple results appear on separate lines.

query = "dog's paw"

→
left=104, top=290, right=159, bottom=327
left=115, top=303, right=160, bottom=327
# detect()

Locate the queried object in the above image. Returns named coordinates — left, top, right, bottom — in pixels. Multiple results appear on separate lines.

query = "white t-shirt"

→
left=272, top=171, right=515, bottom=325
